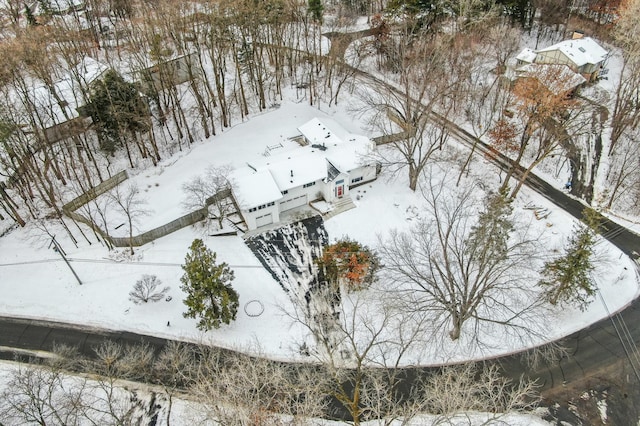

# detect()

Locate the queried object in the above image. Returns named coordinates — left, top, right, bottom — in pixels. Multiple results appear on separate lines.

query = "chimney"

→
left=290, top=170, right=293, bottom=177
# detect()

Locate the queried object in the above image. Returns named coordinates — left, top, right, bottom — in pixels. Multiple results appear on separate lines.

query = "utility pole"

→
left=50, top=236, right=82, bottom=285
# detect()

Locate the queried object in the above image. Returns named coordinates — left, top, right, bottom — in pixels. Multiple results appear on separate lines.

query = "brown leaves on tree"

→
left=317, top=239, right=379, bottom=292
left=488, top=119, right=519, bottom=157
left=511, top=67, right=577, bottom=128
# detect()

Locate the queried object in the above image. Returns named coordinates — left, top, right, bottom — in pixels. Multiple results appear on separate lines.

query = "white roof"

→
left=298, top=117, right=345, bottom=147
left=516, top=48, right=537, bottom=63
left=231, top=169, right=283, bottom=209
left=238, top=118, right=374, bottom=202
left=517, top=64, right=586, bottom=95
left=249, top=149, right=328, bottom=192
left=537, top=37, right=608, bottom=67
left=325, top=134, right=373, bottom=172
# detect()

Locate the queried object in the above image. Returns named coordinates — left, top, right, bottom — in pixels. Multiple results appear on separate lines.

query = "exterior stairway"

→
left=323, top=194, right=356, bottom=220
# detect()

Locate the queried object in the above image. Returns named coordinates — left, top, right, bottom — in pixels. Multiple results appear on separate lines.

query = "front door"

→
left=336, top=185, right=343, bottom=198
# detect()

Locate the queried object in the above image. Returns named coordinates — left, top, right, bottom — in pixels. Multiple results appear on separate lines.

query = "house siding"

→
left=536, top=50, right=575, bottom=70
left=535, top=49, right=603, bottom=82
left=242, top=202, right=280, bottom=230
left=347, top=164, right=377, bottom=187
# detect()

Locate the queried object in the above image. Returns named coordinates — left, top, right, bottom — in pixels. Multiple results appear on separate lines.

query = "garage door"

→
left=255, top=213, right=273, bottom=228
left=279, top=194, right=308, bottom=212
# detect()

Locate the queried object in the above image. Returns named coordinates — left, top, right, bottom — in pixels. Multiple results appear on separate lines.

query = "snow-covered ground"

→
left=0, top=98, right=637, bottom=366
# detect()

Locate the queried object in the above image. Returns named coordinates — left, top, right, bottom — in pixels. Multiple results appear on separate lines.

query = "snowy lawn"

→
left=0, top=101, right=638, bottom=365
left=92, top=100, right=370, bottom=238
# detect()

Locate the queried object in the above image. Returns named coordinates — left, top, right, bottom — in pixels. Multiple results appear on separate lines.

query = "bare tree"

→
left=191, top=345, right=328, bottom=425
left=129, top=274, right=170, bottom=304
left=608, top=0, right=640, bottom=156
left=378, top=173, right=544, bottom=343
left=357, top=31, right=464, bottom=191
left=424, top=363, right=540, bottom=425
left=604, top=134, right=640, bottom=211
left=0, top=363, right=85, bottom=425
left=492, top=66, right=588, bottom=198
left=154, top=341, right=200, bottom=426
left=285, top=277, right=429, bottom=425
left=182, top=164, right=234, bottom=230
left=488, top=22, right=522, bottom=74
left=109, top=183, right=150, bottom=255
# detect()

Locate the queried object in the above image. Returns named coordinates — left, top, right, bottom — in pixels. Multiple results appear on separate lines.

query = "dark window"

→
left=352, top=177, right=363, bottom=184
left=303, top=181, right=316, bottom=188
left=281, top=190, right=288, bottom=195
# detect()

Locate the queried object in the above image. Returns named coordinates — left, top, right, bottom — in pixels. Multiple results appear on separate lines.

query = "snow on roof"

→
left=231, top=169, right=283, bottom=209
left=325, top=134, right=374, bottom=172
left=74, top=57, right=109, bottom=84
left=250, top=149, right=328, bottom=192
left=240, top=118, right=374, bottom=200
left=517, top=64, right=586, bottom=95
left=537, top=37, right=608, bottom=67
left=516, top=48, right=537, bottom=63
left=298, top=117, right=345, bottom=147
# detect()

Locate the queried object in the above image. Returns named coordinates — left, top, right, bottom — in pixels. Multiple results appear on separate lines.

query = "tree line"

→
left=1, top=0, right=638, bottom=231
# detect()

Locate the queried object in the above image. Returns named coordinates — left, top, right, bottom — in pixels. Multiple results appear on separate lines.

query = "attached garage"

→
left=279, top=194, right=308, bottom=212
left=255, top=213, right=273, bottom=228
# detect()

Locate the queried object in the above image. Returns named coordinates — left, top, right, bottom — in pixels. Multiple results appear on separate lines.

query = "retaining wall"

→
left=110, top=207, right=209, bottom=247
left=62, top=171, right=129, bottom=212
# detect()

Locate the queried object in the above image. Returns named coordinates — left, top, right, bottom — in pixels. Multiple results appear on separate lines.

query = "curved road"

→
left=1, top=144, right=639, bottom=395
left=1, top=40, right=640, bottom=418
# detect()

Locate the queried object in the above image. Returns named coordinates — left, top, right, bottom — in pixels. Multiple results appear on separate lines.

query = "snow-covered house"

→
left=515, top=48, right=537, bottom=68
left=516, top=63, right=587, bottom=96
left=232, top=118, right=377, bottom=230
left=22, top=57, right=109, bottom=144
left=514, top=37, right=608, bottom=83
left=535, top=37, right=608, bottom=82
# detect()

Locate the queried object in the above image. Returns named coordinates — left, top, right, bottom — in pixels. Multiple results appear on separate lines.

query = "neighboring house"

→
left=515, top=48, right=537, bottom=68
left=535, top=37, right=608, bottom=82
left=232, top=118, right=377, bottom=230
left=516, top=63, right=586, bottom=96
left=24, top=57, right=108, bottom=144
left=514, top=36, right=608, bottom=83
left=134, top=52, right=199, bottom=93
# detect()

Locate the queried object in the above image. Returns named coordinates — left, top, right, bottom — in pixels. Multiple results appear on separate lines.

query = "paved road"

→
left=0, top=316, right=168, bottom=361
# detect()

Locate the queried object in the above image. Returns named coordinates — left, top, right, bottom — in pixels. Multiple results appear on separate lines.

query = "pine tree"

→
left=86, top=70, right=149, bottom=154
left=465, top=187, right=514, bottom=265
left=180, top=239, right=238, bottom=330
left=538, top=208, right=600, bottom=310
left=307, top=0, right=323, bottom=23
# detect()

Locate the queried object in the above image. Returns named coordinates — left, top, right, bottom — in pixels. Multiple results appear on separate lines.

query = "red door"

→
left=336, top=185, right=343, bottom=198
